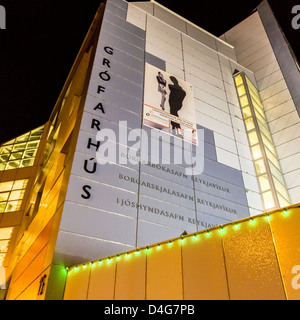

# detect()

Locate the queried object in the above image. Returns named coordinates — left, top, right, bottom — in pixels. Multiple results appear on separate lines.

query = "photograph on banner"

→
left=143, top=63, right=198, bottom=145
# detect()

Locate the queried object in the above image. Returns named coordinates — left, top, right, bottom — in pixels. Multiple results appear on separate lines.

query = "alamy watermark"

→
left=292, top=265, right=300, bottom=290
left=0, top=5, right=5, bottom=29
left=95, top=122, right=204, bottom=176
left=292, top=5, right=300, bottom=30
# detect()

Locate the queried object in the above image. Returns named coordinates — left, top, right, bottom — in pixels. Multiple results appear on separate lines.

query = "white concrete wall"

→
left=127, top=2, right=264, bottom=215
left=222, top=11, right=300, bottom=205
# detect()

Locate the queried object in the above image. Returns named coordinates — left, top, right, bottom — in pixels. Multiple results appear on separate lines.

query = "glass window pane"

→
left=0, top=192, right=10, bottom=202
left=258, top=175, right=271, bottom=192
left=0, top=182, right=13, bottom=192
left=3, top=139, right=15, bottom=146
left=6, top=161, right=21, bottom=170
left=0, top=228, right=13, bottom=239
left=0, top=154, right=9, bottom=162
left=12, top=180, right=28, bottom=190
left=269, top=161, right=285, bottom=185
left=234, top=75, right=243, bottom=86
left=8, top=190, right=25, bottom=201
left=0, top=146, right=13, bottom=154
left=0, top=203, right=6, bottom=213
left=245, top=118, right=255, bottom=131
left=9, top=152, right=23, bottom=161
left=29, top=127, right=43, bottom=140
left=20, top=158, right=35, bottom=168
left=24, top=149, right=37, bottom=158
left=248, top=131, right=259, bottom=145
left=16, top=133, right=30, bottom=143
left=5, top=200, right=22, bottom=212
left=278, top=194, right=290, bottom=208
left=255, top=159, right=266, bottom=175
left=253, top=102, right=265, bottom=119
left=237, top=85, right=246, bottom=96
left=239, top=95, right=249, bottom=107
left=273, top=178, right=289, bottom=201
left=26, top=141, right=39, bottom=149
left=246, top=78, right=258, bottom=93
left=262, top=134, right=276, bottom=156
left=265, top=149, right=281, bottom=170
left=251, top=145, right=263, bottom=160
left=12, top=143, right=26, bottom=152
left=242, top=106, right=252, bottom=119
left=252, top=97, right=264, bottom=111
left=257, top=122, right=272, bottom=141
left=0, top=240, right=9, bottom=253
left=262, top=191, right=275, bottom=210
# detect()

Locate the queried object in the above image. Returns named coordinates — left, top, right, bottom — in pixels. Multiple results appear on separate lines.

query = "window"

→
left=0, top=126, right=44, bottom=171
left=0, top=179, right=28, bottom=213
left=0, top=227, right=13, bottom=266
left=234, top=72, right=290, bottom=211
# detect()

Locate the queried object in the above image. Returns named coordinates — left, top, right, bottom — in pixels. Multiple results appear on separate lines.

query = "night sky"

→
left=0, top=0, right=299, bottom=144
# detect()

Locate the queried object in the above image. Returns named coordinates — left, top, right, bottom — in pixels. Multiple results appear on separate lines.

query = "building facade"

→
left=0, top=0, right=299, bottom=299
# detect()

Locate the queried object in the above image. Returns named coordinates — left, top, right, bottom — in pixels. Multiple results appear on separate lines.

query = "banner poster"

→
left=143, top=63, right=198, bottom=145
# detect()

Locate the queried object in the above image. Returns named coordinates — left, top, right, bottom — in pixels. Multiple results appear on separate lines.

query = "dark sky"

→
left=0, top=0, right=299, bottom=144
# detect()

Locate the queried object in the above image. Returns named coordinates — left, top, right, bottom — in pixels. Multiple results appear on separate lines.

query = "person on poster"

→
left=168, top=76, right=186, bottom=133
left=156, top=71, right=167, bottom=110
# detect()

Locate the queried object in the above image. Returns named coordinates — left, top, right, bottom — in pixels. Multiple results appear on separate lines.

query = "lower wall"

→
left=62, top=204, right=300, bottom=300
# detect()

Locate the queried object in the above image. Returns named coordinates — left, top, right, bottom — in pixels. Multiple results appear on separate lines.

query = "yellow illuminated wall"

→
left=63, top=204, right=300, bottom=300
left=1, top=4, right=105, bottom=300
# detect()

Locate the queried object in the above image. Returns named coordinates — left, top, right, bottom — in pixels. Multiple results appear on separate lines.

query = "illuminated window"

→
left=0, top=126, right=44, bottom=171
left=234, top=72, right=290, bottom=211
left=0, top=227, right=13, bottom=266
left=0, top=179, right=28, bottom=213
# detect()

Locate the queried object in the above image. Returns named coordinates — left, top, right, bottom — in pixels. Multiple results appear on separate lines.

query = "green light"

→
left=249, top=218, right=255, bottom=225
left=116, top=255, right=120, bottom=261
left=219, top=226, right=224, bottom=234
left=99, top=259, right=102, bottom=265
left=145, top=246, right=150, bottom=253
left=135, top=249, right=140, bottom=255
left=206, top=230, right=210, bottom=237
left=193, top=233, right=198, bottom=240
left=180, top=237, right=185, bottom=244
left=283, top=208, right=289, bottom=217
left=233, top=223, right=240, bottom=230
left=157, top=244, right=161, bottom=250
left=168, top=241, right=173, bottom=247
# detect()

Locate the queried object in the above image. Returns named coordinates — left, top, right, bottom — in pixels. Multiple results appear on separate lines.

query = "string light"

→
left=283, top=208, right=289, bottom=216
left=249, top=217, right=255, bottom=225
left=233, top=223, right=240, bottom=230
left=65, top=206, right=295, bottom=274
